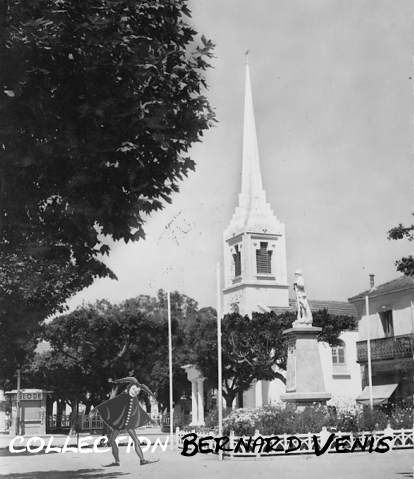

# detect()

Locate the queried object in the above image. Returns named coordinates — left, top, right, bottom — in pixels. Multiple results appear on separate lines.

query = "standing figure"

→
left=293, top=270, right=313, bottom=326
left=94, top=377, right=157, bottom=466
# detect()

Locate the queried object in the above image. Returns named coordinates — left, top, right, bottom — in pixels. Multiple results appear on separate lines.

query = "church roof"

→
left=270, top=298, right=357, bottom=318
left=348, top=276, right=414, bottom=302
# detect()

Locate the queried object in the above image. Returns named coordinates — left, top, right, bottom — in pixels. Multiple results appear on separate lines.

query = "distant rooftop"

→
left=270, top=298, right=357, bottom=318
left=348, top=276, right=414, bottom=302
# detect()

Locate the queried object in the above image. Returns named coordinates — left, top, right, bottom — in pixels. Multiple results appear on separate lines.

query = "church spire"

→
left=222, top=57, right=289, bottom=315
left=224, top=58, right=282, bottom=238
left=241, top=56, right=264, bottom=201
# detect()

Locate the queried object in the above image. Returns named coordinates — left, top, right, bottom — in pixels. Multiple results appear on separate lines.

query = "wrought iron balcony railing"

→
left=357, top=334, right=414, bottom=363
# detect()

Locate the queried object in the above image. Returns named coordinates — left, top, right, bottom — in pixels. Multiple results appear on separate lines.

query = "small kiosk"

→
left=6, top=389, right=50, bottom=436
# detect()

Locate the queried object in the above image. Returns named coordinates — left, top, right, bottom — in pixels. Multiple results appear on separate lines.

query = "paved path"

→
left=1, top=444, right=414, bottom=479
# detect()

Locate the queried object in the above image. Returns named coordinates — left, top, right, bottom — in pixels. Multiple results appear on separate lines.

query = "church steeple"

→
left=241, top=59, right=264, bottom=202
left=222, top=58, right=289, bottom=316
left=224, top=59, right=283, bottom=239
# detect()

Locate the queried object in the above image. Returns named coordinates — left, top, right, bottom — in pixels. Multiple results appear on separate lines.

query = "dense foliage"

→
left=0, top=0, right=214, bottom=386
left=26, top=290, right=200, bottom=411
left=21, top=288, right=356, bottom=419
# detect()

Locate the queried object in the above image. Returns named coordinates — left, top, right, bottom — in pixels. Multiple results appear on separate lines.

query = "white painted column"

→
left=243, top=383, right=256, bottom=409
left=190, top=380, right=198, bottom=425
left=261, top=381, right=269, bottom=406
left=255, top=380, right=263, bottom=408
left=197, top=379, right=205, bottom=425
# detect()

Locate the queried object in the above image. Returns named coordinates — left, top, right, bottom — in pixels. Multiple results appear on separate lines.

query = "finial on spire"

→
left=245, top=50, right=250, bottom=64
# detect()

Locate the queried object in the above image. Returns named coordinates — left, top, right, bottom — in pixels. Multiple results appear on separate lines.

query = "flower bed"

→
left=221, top=403, right=413, bottom=435
left=175, top=426, right=414, bottom=458
left=175, top=403, right=414, bottom=458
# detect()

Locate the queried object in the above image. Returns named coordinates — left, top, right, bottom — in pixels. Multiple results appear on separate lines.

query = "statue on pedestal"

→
left=281, top=270, right=331, bottom=405
left=293, top=270, right=313, bottom=327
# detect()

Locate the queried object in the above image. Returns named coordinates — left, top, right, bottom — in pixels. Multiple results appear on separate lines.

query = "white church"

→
left=221, top=60, right=361, bottom=410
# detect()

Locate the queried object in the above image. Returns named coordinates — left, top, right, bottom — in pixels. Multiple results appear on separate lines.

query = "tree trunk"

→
left=237, top=390, right=244, bottom=408
left=224, top=391, right=236, bottom=410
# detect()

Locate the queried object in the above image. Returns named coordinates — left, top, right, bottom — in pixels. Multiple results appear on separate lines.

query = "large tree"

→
left=188, top=310, right=356, bottom=409
left=26, top=291, right=198, bottom=412
left=388, top=215, right=414, bottom=276
left=0, top=0, right=214, bottom=386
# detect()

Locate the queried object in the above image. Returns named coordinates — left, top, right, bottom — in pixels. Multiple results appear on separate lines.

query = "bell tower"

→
left=223, top=59, right=289, bottom=316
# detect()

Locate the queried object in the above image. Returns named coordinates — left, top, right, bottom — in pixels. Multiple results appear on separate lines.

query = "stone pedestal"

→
left=280, top=326, right=331, bottom=405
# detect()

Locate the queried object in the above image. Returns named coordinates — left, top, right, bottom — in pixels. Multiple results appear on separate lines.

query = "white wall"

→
left=355, top=289, right=414, bottom=341
left=320, top=331, right=362, bottom=402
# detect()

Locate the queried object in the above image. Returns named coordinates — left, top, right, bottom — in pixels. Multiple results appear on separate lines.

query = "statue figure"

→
left=293, top=270, right=313, bottom=327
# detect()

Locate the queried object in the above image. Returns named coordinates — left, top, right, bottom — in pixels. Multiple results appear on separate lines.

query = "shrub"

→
left=389, top=403, right=413, bottom=429
left=333, top=410, right=360, bottom=433
left=296, top=404, right=331, bottom=433
left=255, top=405, right=286, bottom=435
left=357, top=407, right=389, bottom=431
left=222, top=409, right=258, bottom=436
left=220, top=403, right=405, bottom=435
left=223, top=404, right=332, bottom=436
left=195, top=401, right=412, bottom=436
left=205, top=407, right=232, bottom=429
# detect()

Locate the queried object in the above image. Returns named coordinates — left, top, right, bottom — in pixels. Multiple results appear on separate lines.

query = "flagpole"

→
left=216, top=263, right=223, bottom=461
left=167, top=291, right=174, bottom=449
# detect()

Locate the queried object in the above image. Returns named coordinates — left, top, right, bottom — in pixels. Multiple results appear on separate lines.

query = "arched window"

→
left=332, top=340, right=346, bottom=366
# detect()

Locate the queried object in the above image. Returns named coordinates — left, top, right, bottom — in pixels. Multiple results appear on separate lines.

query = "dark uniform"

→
left=96, top=392, right=151, bottom=430
left=94, top=377, right=155, bottom=466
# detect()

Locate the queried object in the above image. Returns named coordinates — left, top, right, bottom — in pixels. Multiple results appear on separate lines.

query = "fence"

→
left=175, top=426, right=414, bottom=458
left=47, top=414, right=104, bottom=432
left=161, top=412, right=189, bottom=431
left=47, top=412, right=159, bottom=433
left=46, top=414, right=72, bottom=430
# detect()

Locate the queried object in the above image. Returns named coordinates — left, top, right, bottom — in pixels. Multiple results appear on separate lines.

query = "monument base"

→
left=281, top=325, right=331, bottom=406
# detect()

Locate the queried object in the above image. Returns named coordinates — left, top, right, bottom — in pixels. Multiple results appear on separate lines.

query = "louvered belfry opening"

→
left=233, top=244, right=242, bottom=277
left=256, top=241, right=272, bottom=274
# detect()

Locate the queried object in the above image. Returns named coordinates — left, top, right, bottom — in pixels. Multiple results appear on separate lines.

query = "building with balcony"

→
left=349, top=276, right=414, bottom=405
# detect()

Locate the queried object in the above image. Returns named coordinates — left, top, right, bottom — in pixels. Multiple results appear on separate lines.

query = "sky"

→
left=67, top=0, right=414, bottom=312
